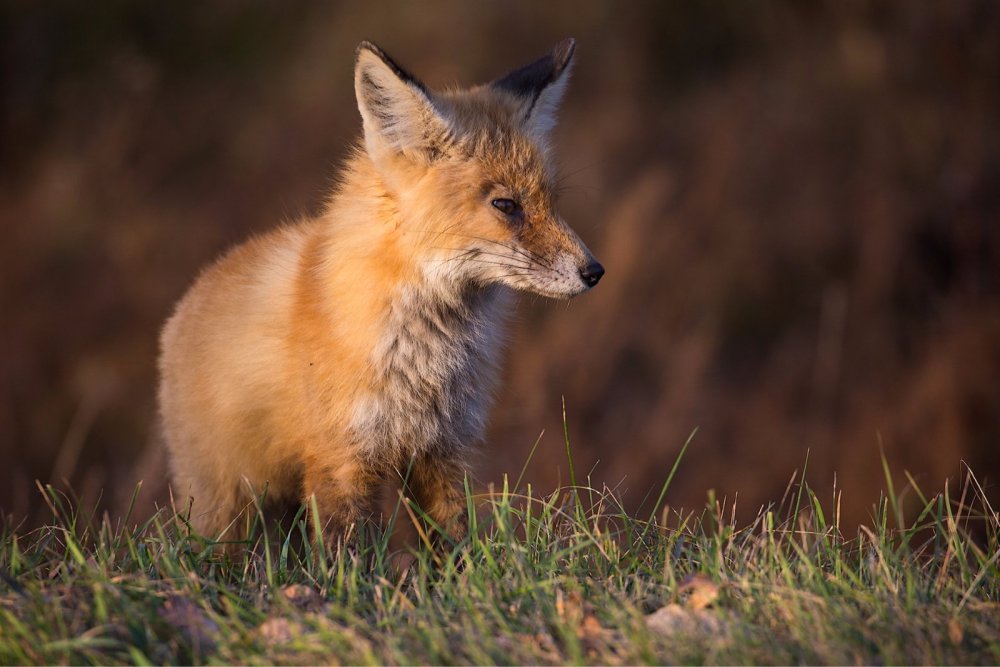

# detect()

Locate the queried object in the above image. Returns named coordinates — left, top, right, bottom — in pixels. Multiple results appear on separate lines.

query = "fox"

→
left=158, top=38, right=603, bottom=547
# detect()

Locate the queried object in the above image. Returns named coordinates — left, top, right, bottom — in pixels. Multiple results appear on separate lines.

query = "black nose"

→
left=580, top=261, right=605, bottom=287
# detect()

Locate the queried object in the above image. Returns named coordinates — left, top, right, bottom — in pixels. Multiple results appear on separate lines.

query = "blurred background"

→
left=2, top=1, right=998, bottom=527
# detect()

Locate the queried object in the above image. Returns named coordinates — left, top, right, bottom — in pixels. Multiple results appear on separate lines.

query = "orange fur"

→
left=158, top=39, right=602, bottom=544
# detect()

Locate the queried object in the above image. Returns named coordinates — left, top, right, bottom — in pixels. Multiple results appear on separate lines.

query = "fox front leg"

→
left=406, top=455, right=469, bottom=548
left=302, top=457, right=379, bottom=549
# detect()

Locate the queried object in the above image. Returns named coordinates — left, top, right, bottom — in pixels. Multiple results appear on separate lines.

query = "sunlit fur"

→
left=158, top=39, right=600, bottom=544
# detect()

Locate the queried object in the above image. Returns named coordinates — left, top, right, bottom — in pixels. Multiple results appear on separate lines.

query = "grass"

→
left=1, top=449, right=998, bottom=665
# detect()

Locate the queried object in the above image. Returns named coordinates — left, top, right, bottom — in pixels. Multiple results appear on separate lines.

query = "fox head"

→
left=354, top=39, right=603, bottom=299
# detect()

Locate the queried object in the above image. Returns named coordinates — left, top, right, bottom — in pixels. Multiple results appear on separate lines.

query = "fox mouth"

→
left=521, top=277, right=596, bottom=299
left=519, top=283, right=590, bottom=299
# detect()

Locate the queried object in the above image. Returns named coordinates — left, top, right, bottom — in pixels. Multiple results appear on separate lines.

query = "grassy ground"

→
left=1, top=450, right=998, bottom=665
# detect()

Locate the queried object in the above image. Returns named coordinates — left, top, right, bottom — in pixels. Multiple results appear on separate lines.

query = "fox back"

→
left=158, top=39, right=603, bottom=544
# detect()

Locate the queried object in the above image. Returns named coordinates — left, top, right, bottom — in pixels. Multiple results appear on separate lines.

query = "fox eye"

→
left=491, top=198, right=521, bottom=216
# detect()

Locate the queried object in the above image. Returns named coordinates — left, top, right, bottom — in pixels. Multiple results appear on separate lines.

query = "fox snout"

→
left=528, top=221, right=604, bottom=298
left=493, top=220, right=604, bottom=299
left=519, top=243, right=603, bottom=299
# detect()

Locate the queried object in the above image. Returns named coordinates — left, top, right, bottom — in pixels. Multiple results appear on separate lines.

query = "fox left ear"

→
left=355, top=41, right=453, bottom=166
left=492, top=38, right=575, bottom=140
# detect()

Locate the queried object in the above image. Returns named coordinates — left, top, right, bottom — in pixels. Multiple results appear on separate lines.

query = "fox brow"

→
left=457, top=130, right=550, bottom=197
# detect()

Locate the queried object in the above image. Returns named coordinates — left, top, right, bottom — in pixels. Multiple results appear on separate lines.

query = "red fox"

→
left=158, top=39, right=603, bottom=546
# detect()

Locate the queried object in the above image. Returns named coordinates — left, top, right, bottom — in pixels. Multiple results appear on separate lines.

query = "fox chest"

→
left=346, top=286, right=507, bottom=464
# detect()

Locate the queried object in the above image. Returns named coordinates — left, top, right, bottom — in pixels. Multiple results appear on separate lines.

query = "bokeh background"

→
left=3, top=1, right=998, bottom=527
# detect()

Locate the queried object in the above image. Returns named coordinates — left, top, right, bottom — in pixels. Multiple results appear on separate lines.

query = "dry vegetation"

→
left=2, top=3, right=999, bottom=528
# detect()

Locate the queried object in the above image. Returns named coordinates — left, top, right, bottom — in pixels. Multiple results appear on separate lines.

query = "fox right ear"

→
left=354, top=42, right=453, bottom=165
left=492, top=39, right=576, bottom=141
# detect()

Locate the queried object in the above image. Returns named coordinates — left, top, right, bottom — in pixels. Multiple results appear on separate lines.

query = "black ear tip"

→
left=356, top=40, right=384, bottom=63
left=554, top=38, right=576, bottom=69
left=354, top=41, right=424, bottom=90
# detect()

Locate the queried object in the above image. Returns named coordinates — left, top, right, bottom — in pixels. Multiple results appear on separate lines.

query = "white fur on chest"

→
left=348, top=281, right=509, bottom=466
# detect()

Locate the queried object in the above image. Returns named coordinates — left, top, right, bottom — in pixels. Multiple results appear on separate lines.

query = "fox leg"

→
left=171, top=465, right=248, bottom=547
left=406, top=455, right=468, bottom=545
left=302, top=457, right=379, bottom=547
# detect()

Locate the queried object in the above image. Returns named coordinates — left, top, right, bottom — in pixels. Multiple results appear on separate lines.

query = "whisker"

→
left=457, top=259, right=532, bottom=270
left=425, top=252, right=533, bottom=271
left=491, top=272, right=536, bottom=281
left=399, top=229, right=555, bottom=270
left=428, top=248, right=531, bottom=265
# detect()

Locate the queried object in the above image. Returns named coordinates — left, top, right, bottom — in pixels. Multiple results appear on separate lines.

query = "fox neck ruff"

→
left=348, top=276, right=510, bottom=468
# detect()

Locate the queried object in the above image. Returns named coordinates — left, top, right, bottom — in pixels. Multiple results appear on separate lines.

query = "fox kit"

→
left=158, top=39, right=603, bottom=545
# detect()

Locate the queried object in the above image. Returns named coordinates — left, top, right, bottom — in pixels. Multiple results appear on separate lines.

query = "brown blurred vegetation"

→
left=2, top=1, right=998, bottom=526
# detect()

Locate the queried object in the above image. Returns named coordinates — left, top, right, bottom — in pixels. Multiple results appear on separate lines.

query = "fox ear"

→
left=354, top=42, right=452, bottom=164
left=492, top=38, right=575, bottom=140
